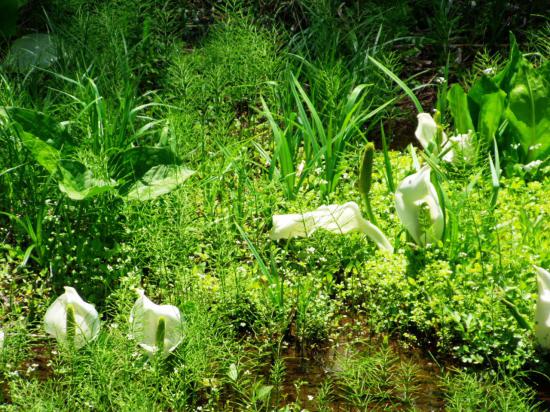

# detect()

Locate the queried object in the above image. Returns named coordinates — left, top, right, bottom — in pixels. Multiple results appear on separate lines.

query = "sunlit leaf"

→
left=6, top=107, right=72, bottom=149
left=57, top=160, right=115, bottom=200
left=124, top=164, right=195, bottom=201
left=447, top=84, right=474, bottom=134
left=109, top=147, right=195, bottom=201
left=505, top=59, right=550, bottom=162
left=19, top=129, right=60, bottom=173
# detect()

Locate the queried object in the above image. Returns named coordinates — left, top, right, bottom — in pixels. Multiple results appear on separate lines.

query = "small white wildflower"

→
left=529, top=143, right=542, bottom=151
left=523, top=160, right=543, bottom=172
left=306, top=246, right=316, bottom=254
left=435, top=76, right=446, bottom=84
left=482, top=67, right=495, bottom=75
left=307, top=395, right=315, bottom=401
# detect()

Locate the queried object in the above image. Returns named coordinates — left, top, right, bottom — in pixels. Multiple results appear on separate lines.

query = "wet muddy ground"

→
left=3, top=315, right=550, bottom=411
left=276, top=314, right=447, bottom=411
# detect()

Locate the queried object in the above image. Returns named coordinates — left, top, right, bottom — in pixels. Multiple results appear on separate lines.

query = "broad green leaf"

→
left=124, top=164, right=195, bottom=201
left=468, top=77, right=505, bottom=143
left=108, top=147, right=181, bottom=181
left=19, top=129, right=60, bottom=173
left=4, top=33, right=58, bottom=73
left=494, top=32, right=521, bottom=94
left=57, top=160, right=115, bottom=200
left=505, top=59, right=550, bottom=162
left=477, top=89, right=506, bottom=144
left=447, top=84, right=474, bottom=134
left=109, top=146, right=194, bottom=201
left=6, top=107, right=72, bottom=149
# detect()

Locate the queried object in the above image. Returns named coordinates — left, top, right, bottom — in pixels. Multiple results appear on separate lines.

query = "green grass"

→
left=0, top=0, right=549, bottom=410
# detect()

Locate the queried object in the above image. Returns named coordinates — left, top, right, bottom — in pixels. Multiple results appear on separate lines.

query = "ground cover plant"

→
left=0, top=0, right=549, bottom=410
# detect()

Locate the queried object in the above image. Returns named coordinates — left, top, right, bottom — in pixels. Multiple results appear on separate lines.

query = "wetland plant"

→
left=129, top=289, right=183, bottom=358
left=43, top=286, right=100, bottom=349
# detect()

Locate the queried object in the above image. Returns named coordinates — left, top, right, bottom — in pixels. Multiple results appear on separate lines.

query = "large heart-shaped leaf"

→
left=19, top=129, right=60, bottom=173
left=108, top=147, right=181, bottom=181
left=505, top=59, right=550, bottom=162
left=4, top=33, right=58, bottom=73
left=6, top=107, right=72, bottom=149
left=124, top=164, right=195, bottom=201
left=108, top=147, right=195, bottom=201
left=468, top=76, right=506, bottom=143
left=447, top=84, right=474, bottom=134
left=57, top=160, right=115, bottom=200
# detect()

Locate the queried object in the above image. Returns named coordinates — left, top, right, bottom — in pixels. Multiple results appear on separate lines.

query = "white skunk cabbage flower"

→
left=129, top=290, right=183, bottom=357
left=271, top=201, right=393, bottom=252
left=395, top=167, right=444, bottom=246
left=416, top=113, right=474, bottom=163
left=442, top=132, right=474, bottom=163
left=44, top=286, right=100, bottom=349
left=415, top=113, right=447, bottom=150
left=535, top=266, right=550, bottom=349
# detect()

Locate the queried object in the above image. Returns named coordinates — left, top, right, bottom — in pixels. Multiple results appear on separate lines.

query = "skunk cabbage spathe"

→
left=129, top=290, right=183, bottom=357
left=535, top=266, right=550, bottom=349
left=415, top=113, right=446, bottom=150
left=395, top=167, right=444, bottom=246
left=271, top=201, right=393, bottom=252
left=44, top=286, right=100, bottom=349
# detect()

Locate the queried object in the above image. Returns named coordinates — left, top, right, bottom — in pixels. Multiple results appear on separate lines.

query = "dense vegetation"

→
left=1, top=0, right=549, bottom=410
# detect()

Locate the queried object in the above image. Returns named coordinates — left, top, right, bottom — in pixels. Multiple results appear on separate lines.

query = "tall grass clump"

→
left=262, top=70, right=394, bottom=199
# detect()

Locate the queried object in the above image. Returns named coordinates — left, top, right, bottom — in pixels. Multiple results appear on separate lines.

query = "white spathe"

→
left=442, top=132, right=475, bottom=163
left=0, top=329, right=4, bottom=351
left=395, top=166, right=444, bottom=246
left=129, top=290, right=183, bottom=357
left=535, top=266, right=550, bottom=349
left=44, top=286, right=100, bottom=349
left=415, top=113, right=447, bottom=150
left=415, top=113, right=473, bottom=163
left=271, top=201, right=393, bottom=253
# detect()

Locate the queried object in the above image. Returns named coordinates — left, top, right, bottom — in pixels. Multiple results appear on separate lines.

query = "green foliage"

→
left=504, top=59, right=550, bottom=162
left=263, top=70, right=393, bottom=198
left=445, top=34, right=550, bottom=171
left=444, top=371, right=538, bottom=411
left=3, top=105, right=194, bottom=201
left=166, top=16, right=280, bottom=115
left=0, top=2, right=548, bottom=410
